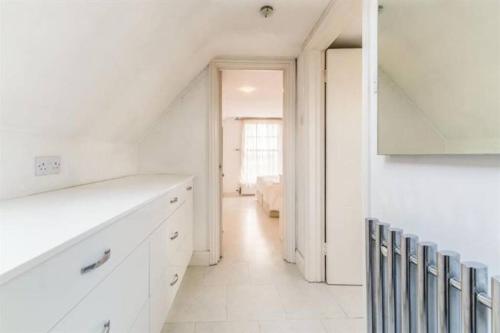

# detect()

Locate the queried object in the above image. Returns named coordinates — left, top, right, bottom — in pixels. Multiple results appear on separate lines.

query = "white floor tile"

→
left=167, top=285, right=227, bottom=322
left=167, top=301, right=227, bottom=323
left=161, top=322, right=195, bottom=333
left=226, top=284, right=285, bottom=320
left=165, top=196, right=365, bottom=331
left=195, top=321, right=259, bottom=333
left=249, top=261, right=303, bottom=285
left=325, top=285, right=364, bottom=318
left=322, top=317, right=366, bottom=333
left=202, top=262, right=251, bottom=286
left=259, top=319, right=327, bottom=333
left=276, top=281, right=345, bottom=319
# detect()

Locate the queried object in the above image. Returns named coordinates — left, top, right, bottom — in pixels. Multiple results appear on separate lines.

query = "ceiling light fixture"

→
left=260, top=5, right=274, bottom=18
left=238, top=86, right=256, bottom=93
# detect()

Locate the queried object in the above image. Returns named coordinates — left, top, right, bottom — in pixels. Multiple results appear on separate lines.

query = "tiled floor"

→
left=163, top=196, right=365, bottom=333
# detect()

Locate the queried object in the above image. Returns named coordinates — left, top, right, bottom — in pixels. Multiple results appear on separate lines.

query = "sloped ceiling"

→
left=222, top=70, right=283, bottom=119
left=329, top=6, right=361, bottom=48
left=379, top=0, right=500, bottom=141
left=1, top=0, right=330, bottom=143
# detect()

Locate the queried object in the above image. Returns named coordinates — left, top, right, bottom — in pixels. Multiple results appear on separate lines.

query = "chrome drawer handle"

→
left=170, top=197, right=178, bottom=204
left=186, top=186, right=193, bottom=191
left=103, top=320, right=111, bottom=333
left=170, top=273, right=179, bottom=286
left=170, top=231, right=179, bottom=240
left=81, top=249, right=111, bottom=275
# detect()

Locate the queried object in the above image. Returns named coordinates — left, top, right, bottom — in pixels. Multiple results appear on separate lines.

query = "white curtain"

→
left=240, top=119, right=283, bottom=186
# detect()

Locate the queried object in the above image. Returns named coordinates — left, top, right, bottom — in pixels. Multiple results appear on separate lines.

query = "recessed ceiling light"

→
left=238, top=86, right=256, bottom=93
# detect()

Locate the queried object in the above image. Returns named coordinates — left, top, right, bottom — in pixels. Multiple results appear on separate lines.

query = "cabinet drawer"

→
left=166, top=183, right=188, bottom=211
left=50, top=241, right=149, bottom=333
left=130, top=300, right=150, bottom=333
left=165, top=264, right=185, bottom=302
left=166, top=208, right=191, bottom=265
left=149, top=191, right=193, bottom=333
left=152, top=181, right=190, bottom=226
left=166, top=185, right=193, bottom=267
left=171, top=180, right=193, bottom=208
left=150, top=215, right=176, bottom=333
left=150, top=265, right=186, bottom=333
left=180, top=188, right=194, bottom=266
left=0, top=195, right=169, bottom=333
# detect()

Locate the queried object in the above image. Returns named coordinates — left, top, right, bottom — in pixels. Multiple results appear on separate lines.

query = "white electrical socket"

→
left=35, top=156, right=61, bottom=176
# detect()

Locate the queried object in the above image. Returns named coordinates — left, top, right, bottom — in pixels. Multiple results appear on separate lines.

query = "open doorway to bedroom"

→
left=221, top=69, right=284, bottom=263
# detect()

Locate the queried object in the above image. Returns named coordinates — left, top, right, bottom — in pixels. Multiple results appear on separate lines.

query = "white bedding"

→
left=255, top=175, right=282, bottom=217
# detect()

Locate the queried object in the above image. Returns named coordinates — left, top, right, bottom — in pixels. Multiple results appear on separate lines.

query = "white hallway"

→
left=163, top=197, right=365, bottom=333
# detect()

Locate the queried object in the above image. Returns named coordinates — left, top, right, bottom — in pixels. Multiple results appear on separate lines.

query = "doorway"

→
left=207, top=58, right=296, bottom=265
left=221, top=69, right=284, bottom=263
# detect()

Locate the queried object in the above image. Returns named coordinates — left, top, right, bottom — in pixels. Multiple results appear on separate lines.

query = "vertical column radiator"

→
left=366, top=218, right=500, bottom=333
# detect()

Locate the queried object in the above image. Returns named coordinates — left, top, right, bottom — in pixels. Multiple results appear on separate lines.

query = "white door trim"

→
left=207, top=57, right=297, bottom=265
left=296, top=50, right=325, bottom=282
left=297, top=0, right=365, bottom=282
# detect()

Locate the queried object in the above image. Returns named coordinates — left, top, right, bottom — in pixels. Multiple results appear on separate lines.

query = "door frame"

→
left=207, top=57, right=297, bottom=265
left=297, top=0, right=366, bottom=282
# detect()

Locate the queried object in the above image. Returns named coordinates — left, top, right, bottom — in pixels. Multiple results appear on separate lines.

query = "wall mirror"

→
left=378, top=0, right=500, bottom=155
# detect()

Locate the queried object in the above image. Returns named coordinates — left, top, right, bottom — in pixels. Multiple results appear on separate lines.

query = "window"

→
left=240, top=120, right=282, bottom=186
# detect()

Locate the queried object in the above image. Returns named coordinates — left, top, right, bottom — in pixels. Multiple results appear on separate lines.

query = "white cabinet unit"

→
left=130, top=301, right=151, bottom=333
left=0, top=175, right=194, bottom=333
left=50, top=241, right=150, bottom=333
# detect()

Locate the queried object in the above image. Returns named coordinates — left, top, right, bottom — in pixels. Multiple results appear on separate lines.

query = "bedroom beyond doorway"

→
left=221, top=69, right=285, bottom=255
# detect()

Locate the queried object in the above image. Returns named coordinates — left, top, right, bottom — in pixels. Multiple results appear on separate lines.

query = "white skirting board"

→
left=189, top=250, right=210, bottom=266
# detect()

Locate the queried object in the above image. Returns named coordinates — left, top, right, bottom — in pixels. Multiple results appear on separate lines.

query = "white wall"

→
left=0, top=130, right=138, bottom=199
left=222, top=119, right=242, bottom=195
left=0, top=0, right=329, bottom=200
left=366, top=1, right=500, bottom=276
left=139, top=69, right=209, bottom=255
left=1, top=0, right=329, bottom=146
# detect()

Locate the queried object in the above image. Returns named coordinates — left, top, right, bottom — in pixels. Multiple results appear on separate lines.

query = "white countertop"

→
left=0, top=174, right=193, bottom=285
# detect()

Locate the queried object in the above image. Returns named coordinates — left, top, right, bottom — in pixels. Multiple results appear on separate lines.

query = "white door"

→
left=325, top=48, right=363, bottom=285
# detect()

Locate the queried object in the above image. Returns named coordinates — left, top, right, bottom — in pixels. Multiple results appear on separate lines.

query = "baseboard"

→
left=189, top=250, right=210, bottom=266
left=295, top=249, right=306, bottom=278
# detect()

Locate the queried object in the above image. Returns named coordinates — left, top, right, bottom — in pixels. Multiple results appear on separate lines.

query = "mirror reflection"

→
left=378, top=0, right=500, bottom=154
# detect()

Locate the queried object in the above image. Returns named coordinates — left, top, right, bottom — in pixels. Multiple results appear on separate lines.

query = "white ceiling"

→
left=222, top=70, right=283, bottom=119
left=1, top=0, right=330, bottom=143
